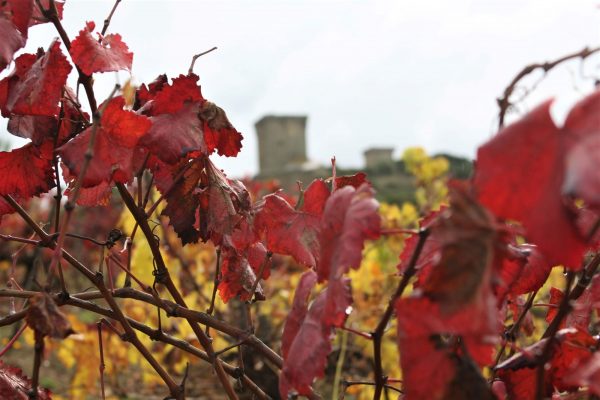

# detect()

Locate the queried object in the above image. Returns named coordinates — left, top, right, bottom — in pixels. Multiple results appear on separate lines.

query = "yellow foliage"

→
left=402, top=147, right=449, bottom=212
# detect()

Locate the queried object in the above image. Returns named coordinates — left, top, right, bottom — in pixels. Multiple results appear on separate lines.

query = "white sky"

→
left=3, top=0, right=600, bottom=177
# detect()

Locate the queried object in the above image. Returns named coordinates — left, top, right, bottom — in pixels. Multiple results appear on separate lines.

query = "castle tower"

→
left=255, top=115, right=308, bottom=175
left=364, top=148, right=394, bottom=169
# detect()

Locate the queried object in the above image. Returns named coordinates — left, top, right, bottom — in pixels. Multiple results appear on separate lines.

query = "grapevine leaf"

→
left=26, top=292, right=74, bottom=338
left=0, top=360, right=52, bottom=399
left=280, top=270, right=318, bottom=358
left=140, top=102, right=206, bottom=164
left=29, top=0, right=64, bottom=27
left=474, top=100, right=588, bottom=268
left=0, top=18, right=25, bottom=71
left=396, top=298, right=496, bottom=400
left=137, top=74, right=203, bottom=116
left=334, top=171, right=369, bottom=189
left=3, top=40, right=71, bottom=116
left=562, top=90, right=600, bottom=207
left=58, top=96, right=151, bottom=187
left=255, top=193, right=320, bottom=268
left=199, top=101, right=243, bottom=157
left=317, top=184, right=380, bottom=282
left=563, top=352, right=600, bottom=396
left=69, top=21, right=133, bottom=75
left=0, top=141, right=54, bottom=198
left=420, top=185, right=498, bottom=312
left=498, top=244, right=552, bottom=297
left=218, top=244, right=267, bottom=303
left=299, top=178, right=330, bottom=216
left=161, top=159, right=204, bottom=244
left=279, top=289, right=331, bottom=398
left=2, top=0, right=33, bottom=37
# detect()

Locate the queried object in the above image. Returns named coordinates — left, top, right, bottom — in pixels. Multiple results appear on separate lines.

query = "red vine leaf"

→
left=218, top=244, right=267, bottom=303
left=3, top=40, right=72, bottom=116
left=66, top=180, right=113, bottom=207
left=1, top=0, right=32, bottom=37
left=58, top=96, right=151, bottom=187
left=0, top=360, right=52, bottom=399
left=334, top=172, right=369, bottom=190
left=161, top=160, right=204, bottom=244
left=279, top=289, right=331, bottom=398
left=137, top=74, right=203, bottom=116
left=498, top=244, right=552, bottom=297
left=0, top=141, right=54, bottom=198
left=69, top=21, right=133, bottom=75
left=255, top=193, right=320, bottom=268
left=299, top=179, right=330, bottom=217
left=140, top=103, right=206, bottom=164
left=563, top=352, right=600, bottom=396
left=562, top=90, right=600, bottom=208
left=474, top=95, right=600, bottom=268
left=0, top=18, right=25, bottom=71
left=29, top=0, right=64, bottom=27
left=317, top=184, right=380, bottom=282
left=280, top=270, right=318, bottom=358
left=199, top=101, right=243, bottom=157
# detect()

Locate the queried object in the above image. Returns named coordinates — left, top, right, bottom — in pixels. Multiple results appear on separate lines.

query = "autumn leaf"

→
left=58, top=96, right=151, bottom=187
left=26, top=292, right=74, bottom=338
left=280, top=270, right=318, bottom=358
left=140, top=103, right=206, bottom=164
left=0, top=360, right=52, bottom=400
left=497, top=244, right=552, bottom=298
left=562, top=90, right=600, bottom=208
left=298, top=178, right=330, bottom=216
left=255, top=193, right=320, bottom=268
left=162, top=157, right=251, bottom=245
left=2, top=40, right=71, bottom=116
left=473, top=94, right=600, bottom=268
left=69, top=21, right=133, bottom=75
left=137, top=74, right=203, bottom=116
left=161, top=159, right=204, bottom=244
left=334, top=171, right=369, bottom=190
left=199, top=101, right=243, bottom=157
left=0, top=18, right=25, bottom=71
left=0, top=141, right=54, bottom=198
left=279, top=288, right=331, bottom=398
left=317, top=183, right=380, bottom=282
left=28, top=0, right=64, bottom=28
left=495, top=329, right=596, bottom=397
left=563, top=352, right=600, bottom=396
left=218, top=244, right=267, bottom=303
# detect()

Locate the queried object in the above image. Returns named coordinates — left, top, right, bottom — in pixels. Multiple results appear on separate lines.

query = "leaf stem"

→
left=372, top=228, right=429, bottom=400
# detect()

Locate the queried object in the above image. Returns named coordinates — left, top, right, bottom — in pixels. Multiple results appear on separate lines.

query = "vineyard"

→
left=1, top=1, right=600, bottom=399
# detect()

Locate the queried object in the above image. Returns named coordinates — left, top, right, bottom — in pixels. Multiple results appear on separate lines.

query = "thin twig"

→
left=101, top=0, right=122, bottom=35
left=492, top=290, right=538, bottom=372
left=46, top=85, right=120, bottom=287
left=372, top=228, right=430, bottom=400
left=188, top=47, right=218, bottom=75
left=249, top=252, right=271, bottom=302
left=340, top=325, right=372, bottom=340
left=0, top=322, right=27, bottom=357
left=116, top=183, right=239, bottom=399
left=29, top=330, right=44, bottom=399
left=497, top=46, right=600, bottom=129
left=207, top=247, right=222, bottom=318
left=535, top=272, right=575, bottom=400
left=97, top=322, right=106, bottom=400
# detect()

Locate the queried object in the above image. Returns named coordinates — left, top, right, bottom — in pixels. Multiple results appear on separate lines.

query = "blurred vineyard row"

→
left=0, top=148, right=565, bottom=399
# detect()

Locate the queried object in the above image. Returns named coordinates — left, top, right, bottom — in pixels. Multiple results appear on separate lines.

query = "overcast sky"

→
left=3, top=0, right=600, bottom=177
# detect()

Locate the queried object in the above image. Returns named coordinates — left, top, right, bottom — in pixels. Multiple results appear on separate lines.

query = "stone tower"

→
left=255, top=115, right=308, bottom=175
left=364, top=148, right=394, bottom=169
